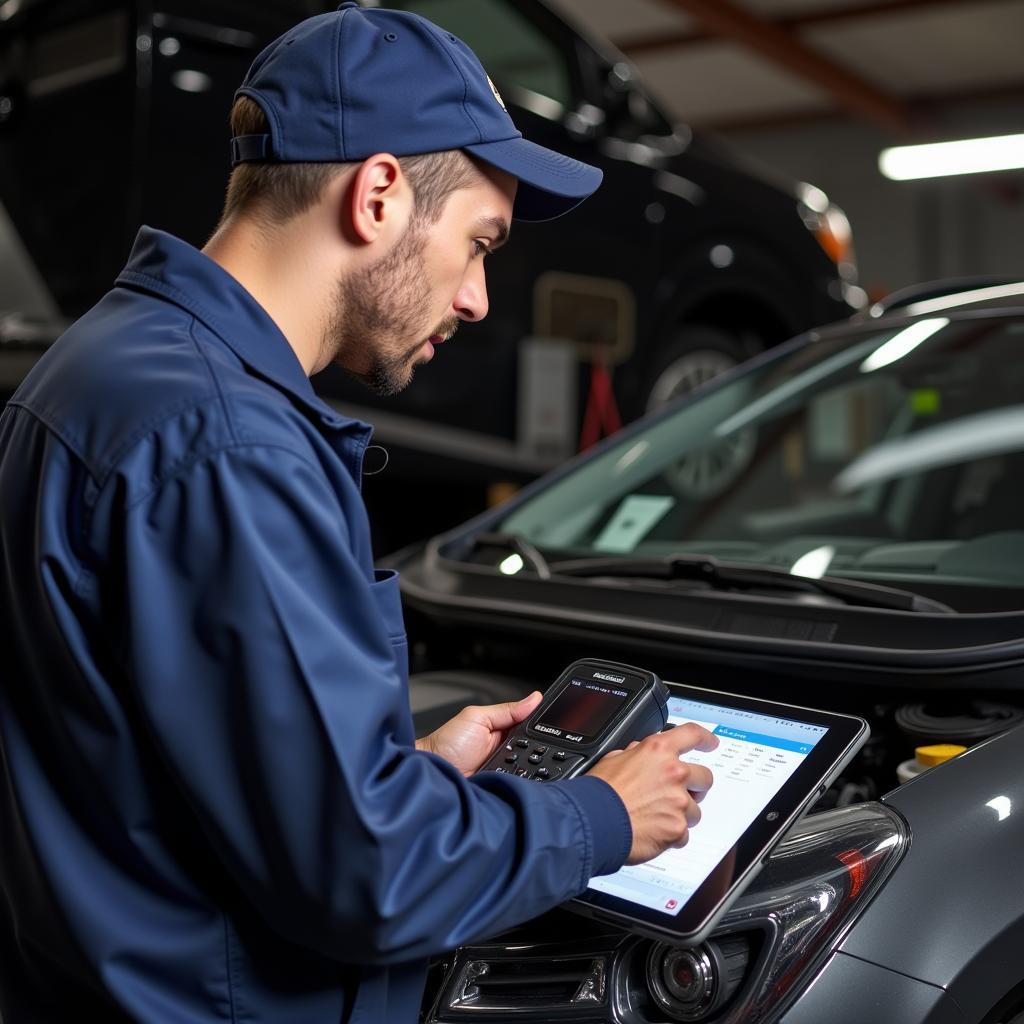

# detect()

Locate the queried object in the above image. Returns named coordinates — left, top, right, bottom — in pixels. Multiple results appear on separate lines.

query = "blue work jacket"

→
left=0, top=228, right=631, bottom=1023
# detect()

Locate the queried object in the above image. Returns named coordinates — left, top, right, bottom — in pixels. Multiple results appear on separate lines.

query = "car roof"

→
left=863, top=277, right=1024, bottom=319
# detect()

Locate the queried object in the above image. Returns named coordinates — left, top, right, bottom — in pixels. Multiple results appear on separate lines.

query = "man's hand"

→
left=416, top=692, right=543, bottom=776
left=588, top=723, right=718, bottom=865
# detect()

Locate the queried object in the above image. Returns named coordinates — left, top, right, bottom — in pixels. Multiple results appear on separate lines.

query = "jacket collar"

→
left=116, top=227, right=368, bottom=437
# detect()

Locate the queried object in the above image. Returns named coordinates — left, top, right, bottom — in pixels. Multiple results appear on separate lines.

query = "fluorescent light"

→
left=860, top=318, right=948, bottom=373
left=880, top=133, right=1024, bottom=180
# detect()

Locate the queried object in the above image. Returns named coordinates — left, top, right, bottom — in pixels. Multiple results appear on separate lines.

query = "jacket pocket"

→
left=369, top=569, right=406, bottom=644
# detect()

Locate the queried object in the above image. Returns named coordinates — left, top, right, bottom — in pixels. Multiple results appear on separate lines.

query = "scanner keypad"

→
left=489, top=738, right=584, bottom=781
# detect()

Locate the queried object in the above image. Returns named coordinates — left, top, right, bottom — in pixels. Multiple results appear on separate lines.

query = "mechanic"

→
left=0, top=4, right=717, bottom=1022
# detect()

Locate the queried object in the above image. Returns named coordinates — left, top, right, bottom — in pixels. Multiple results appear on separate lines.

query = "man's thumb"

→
left=510, top=690, right=543, bottom=724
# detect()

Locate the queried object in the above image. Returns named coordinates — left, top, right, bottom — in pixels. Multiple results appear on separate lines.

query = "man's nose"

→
left=453, top=262, right=489, bottom=322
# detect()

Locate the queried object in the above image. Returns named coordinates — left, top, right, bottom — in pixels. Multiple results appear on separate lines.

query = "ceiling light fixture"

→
left=879, top=133, right=1024, bottom=181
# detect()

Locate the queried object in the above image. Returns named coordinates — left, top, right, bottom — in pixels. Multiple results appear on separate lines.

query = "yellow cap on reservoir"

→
left=916, top=743, right=967, bottom=767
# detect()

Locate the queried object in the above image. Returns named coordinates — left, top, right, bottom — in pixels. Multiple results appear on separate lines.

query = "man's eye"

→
left=473, top=240, right=493, bottom=258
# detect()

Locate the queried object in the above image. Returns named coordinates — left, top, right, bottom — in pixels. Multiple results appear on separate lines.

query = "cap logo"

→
left=486, top=74, right=507, bottom=113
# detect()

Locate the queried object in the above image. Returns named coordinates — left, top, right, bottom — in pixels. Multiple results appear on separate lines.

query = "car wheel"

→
left=644, top=326, right=759, bottom=500
left=644, top=325, right=748, bottom=413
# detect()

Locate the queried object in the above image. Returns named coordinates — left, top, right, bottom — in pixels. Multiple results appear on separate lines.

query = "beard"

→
left=322, top=220, right=459, bottom=397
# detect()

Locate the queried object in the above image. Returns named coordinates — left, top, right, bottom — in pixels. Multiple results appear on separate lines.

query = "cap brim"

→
left=465, top=137, right=603, bottom=222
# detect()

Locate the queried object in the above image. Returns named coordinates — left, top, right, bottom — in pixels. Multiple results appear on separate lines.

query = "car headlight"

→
left=645, top=936, right=752, bottom=1020
left=795, top=183, right=866, bottom=310
left=425, top=802, right=908, bottom=1023
left=626, top=802, right=907, bottom=1023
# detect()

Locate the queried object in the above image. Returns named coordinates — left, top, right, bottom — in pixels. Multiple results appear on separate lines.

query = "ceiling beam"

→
left=620, top=0, right=987, bottom=56
left=654, top=0, right=912, bottom=133
left=690, top=79, right=1024, bottom=135
left=779, top=0, right=995, bottom=29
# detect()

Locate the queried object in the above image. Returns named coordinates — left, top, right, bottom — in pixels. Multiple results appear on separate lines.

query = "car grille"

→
left=432, top=948, right=611, bottom=1019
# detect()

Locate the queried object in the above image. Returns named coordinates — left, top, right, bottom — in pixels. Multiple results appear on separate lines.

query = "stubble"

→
left=323, top=222, right=437, bottom=396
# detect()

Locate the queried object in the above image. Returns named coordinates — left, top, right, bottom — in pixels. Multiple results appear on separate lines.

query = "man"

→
left=0, top=4, right=716, bottom=1021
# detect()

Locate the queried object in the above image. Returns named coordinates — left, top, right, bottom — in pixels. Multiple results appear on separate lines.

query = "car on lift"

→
left=0, top=0, right=859, bottom=544
left=392, top=278, right=1024, bottom=1023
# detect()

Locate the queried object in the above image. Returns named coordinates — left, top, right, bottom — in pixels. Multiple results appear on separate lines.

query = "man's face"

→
left=326, top=162, right=516, bottom=396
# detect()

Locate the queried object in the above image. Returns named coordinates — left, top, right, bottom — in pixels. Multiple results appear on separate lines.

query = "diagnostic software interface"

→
left=587, top=695, right=827, bottom=916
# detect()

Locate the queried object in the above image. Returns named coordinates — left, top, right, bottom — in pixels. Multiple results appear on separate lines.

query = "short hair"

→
left=220, top=96, right=477, bottom=228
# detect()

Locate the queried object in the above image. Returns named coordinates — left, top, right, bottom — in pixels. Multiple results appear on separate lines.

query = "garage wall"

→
left=718, top=96, right=1024, bottom=300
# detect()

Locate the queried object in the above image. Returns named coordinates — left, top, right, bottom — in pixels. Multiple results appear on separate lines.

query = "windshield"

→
left=497, top=314, right=1024, bottom=594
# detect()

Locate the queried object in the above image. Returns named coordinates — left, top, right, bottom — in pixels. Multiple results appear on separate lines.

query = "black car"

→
left=393, top=278, right=1024, bottom=1023
left=0, top=0, right=857, bottom=495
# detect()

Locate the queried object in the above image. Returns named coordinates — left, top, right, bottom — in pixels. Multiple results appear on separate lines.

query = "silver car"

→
left=392, top=278, right=1024, bottom=1024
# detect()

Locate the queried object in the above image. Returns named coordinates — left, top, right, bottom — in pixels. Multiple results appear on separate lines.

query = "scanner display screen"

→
left=535, top=678, right=631, bottom=743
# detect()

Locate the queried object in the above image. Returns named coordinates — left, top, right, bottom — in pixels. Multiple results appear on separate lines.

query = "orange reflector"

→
left=836, top=849, right=869, bottom=900
left=815, top=225, right=853, bottom=267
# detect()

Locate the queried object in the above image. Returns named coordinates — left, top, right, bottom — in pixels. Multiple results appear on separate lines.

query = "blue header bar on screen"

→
left=712, top=726, right=817, bottom=754
left=667, top=696, right=827, bottom=748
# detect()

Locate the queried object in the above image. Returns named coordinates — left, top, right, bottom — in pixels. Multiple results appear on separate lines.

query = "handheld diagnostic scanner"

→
left=479, top=659, right=670, bottom=782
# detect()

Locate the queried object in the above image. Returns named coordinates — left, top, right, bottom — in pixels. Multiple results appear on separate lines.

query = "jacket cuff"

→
left=560, top=775, right=632, bottom=878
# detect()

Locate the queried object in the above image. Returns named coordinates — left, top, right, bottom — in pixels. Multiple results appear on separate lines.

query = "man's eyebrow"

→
left=478, top=216, right=510, bottom=248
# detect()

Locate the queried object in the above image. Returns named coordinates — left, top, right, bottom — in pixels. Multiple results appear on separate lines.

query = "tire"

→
left=642, top=325, right=759, bottom=500
left=643, top=325, right=750, bottom=413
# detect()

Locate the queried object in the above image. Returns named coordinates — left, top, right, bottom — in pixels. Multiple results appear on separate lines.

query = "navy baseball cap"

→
left=230, top=2, right=602, bottom=222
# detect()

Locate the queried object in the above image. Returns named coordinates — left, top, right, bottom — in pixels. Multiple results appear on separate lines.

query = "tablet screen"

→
left=587, top=694, right=828, bottom=916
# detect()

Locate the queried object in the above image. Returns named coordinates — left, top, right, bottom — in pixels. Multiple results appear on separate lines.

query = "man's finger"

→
left=671, top=827, right=690, bottom=850
left=683, top=763, right=714, bottom=794
left=685, top=800, right=702, bottom=829
left=663, top=722, right=719, bottom=754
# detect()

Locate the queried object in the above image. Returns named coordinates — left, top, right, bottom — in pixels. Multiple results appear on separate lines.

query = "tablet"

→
left=568, top=682, right=869, bottom=944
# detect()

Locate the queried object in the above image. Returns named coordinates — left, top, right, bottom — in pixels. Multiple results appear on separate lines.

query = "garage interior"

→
left=560, top=0, right=1024, bottom=297
left=3, top=3, right=1024, bottom=1023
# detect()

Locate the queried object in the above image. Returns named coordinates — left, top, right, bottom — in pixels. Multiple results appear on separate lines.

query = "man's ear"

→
left=348, top=153, right=412, bottom=245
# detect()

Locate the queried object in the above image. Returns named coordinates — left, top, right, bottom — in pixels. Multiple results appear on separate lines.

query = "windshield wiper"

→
left=464, top=536, right=952, bottom=613
left=545, top=553, right=954, bottom=614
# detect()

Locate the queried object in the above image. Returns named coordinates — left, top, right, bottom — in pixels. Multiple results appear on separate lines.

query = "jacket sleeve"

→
left=118, top=443, right=631, bottom=964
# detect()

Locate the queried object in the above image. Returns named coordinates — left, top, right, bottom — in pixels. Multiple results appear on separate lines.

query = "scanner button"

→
left=552, top=750, right=567, bottom=762
left=532, top=746, right=548, bottom=755
left=528, top=754, right=543, bottom=765
left=515, top=739, right=530, bottom=749
left=504, top=754, right=518, bottom=764
left=533, top=768, right=551, bottom=780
